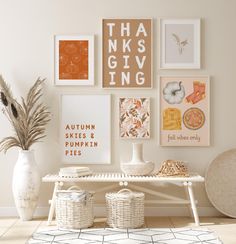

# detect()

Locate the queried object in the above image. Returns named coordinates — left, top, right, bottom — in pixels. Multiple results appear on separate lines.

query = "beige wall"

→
left=0, top=0, right=235, bottom=215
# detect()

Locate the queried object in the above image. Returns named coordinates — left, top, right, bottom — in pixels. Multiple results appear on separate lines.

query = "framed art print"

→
left=60, top=94, right=111, bottom=164
left=160, top=19, right=200, bottom=69
left=159, top=76, right=210, bottom=146
left=119, top=97, right=150, bottom=138
left=55, top=35, right=94, bottom=86
left=102, top=19, right=153, bottom=88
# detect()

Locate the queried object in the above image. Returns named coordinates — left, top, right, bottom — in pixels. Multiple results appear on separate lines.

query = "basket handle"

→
left=67, top=186, right=94, bottom=196
left=117, top=188, right=133, bottom=195
left=67, top=186, right=81, bottom=191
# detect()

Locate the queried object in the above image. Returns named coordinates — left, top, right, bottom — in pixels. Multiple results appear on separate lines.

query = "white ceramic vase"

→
left=130, top=143, right=145, bottom=163
left=12, top=150, right=41, bottom=221
left=120, top=143, right=154, bottom=175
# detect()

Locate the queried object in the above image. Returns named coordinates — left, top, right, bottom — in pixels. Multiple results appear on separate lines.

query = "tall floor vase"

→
left=12, top=150, right=41, bottom=221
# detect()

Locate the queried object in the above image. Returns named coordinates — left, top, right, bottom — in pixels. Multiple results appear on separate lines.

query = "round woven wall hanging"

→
left=205, top=148, right=236, bottom=218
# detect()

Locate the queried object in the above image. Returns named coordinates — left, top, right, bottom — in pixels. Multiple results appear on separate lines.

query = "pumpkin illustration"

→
left=163, top=81, right=185, bottom=104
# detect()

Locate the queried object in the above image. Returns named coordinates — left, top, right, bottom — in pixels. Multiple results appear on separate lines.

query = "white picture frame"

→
left=55, top=35, right=94, bottom=86
left=160, top=19, right=201, bottom=69
left=60, top=94, right=111, bottom=164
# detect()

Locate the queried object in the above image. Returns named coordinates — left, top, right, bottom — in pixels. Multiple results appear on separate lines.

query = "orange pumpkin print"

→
left=59, top=40, right=88, bottom=80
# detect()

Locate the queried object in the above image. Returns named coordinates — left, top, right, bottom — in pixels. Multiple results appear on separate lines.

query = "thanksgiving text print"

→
left=103, top=19, right=152, bottom=88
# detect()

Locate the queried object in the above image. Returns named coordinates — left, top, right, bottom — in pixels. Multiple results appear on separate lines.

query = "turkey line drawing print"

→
left=172, top=33, right=189, bottom=55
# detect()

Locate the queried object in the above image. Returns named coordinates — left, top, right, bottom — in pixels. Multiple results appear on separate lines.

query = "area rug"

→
left=28, top=227, right=222, bottom=244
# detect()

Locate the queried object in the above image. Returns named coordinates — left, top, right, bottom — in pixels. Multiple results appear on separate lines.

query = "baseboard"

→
left=0, top=205, right=222, bottom=217
left=93, top=205, right=222, bottom=217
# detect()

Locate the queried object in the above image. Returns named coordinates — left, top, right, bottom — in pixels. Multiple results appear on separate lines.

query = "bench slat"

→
left=42, top=172, right=204, bottom=183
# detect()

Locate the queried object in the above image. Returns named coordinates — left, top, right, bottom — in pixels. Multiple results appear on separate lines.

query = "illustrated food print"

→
left=163, top=80, right=206, bottom=131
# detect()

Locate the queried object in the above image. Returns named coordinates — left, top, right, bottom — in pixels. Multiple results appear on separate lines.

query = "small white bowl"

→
left=121, top=161, right=154, bottom=176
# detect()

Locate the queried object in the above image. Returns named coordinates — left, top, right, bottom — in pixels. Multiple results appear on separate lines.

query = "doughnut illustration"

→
left=183, top=108, right=205, bottom=130
left=163, top=108, right=182, bottom=130
left=163, top=81, right=185, bottom=104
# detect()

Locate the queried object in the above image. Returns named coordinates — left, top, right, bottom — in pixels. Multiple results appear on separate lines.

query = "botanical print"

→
left=165, top=24, right=194, bottom=64
left=103, top=19, right=152, bottom=88
left=160, top=19, right=200, bottom=69
left=120, top=98, right=150, bottom=138
left=172, top=33, right=189, bottom=55
left=160, top=76, right=210, bottom=146
left=59, top=40, right=88, bottom=80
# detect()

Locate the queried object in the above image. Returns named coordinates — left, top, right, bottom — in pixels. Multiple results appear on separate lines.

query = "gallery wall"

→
left=0, top=0, right=236, bottom=216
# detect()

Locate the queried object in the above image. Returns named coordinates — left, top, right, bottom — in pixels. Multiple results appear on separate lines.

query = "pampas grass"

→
left=0, top=75, right=51, bottom=153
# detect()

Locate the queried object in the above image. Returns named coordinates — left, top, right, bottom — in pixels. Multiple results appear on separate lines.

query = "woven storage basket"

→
left=158, top=160, right=189, bottom=177
left=106, top=189, right=144, bottom=228
left=56, top=186, right=94, bottom=229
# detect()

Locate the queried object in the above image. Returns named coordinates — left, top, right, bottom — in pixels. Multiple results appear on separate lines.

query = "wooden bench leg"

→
left=47, top=181, right=63, bottom=225
left=186, top=182, right=200, bottom=226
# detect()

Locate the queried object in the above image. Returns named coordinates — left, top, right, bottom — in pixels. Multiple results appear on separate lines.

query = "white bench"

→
left=42, top=172, right=204, bottom=226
